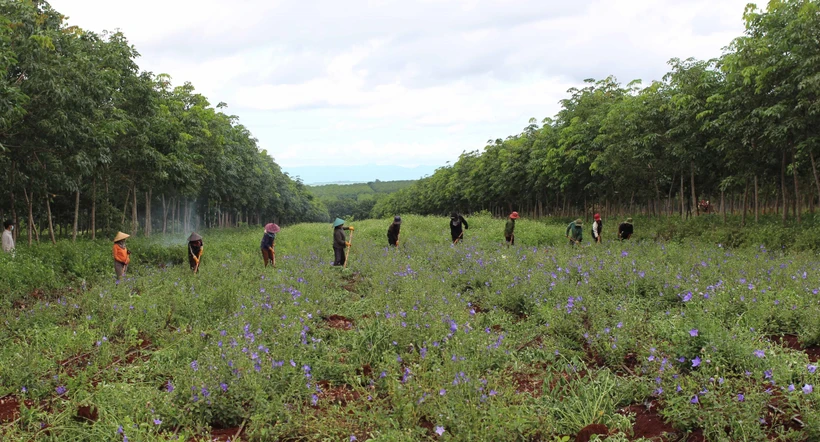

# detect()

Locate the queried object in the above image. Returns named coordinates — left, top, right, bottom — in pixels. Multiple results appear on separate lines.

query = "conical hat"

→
left=332, top=218, right=345, bottom=227
left=114, top=232, right=130, bottom=242
left=188, top=232, right=202, bottom=242
left=265, top=223, right=280, bottom=234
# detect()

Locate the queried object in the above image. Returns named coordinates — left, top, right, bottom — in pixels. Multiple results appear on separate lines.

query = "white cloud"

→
left=50, top=0, right=751, bottom=176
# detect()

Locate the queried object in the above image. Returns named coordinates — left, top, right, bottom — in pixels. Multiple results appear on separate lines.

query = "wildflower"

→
left=55, top=386, right=67, bottom=395
left=737, top=393, right=745, bottom=402
left=689, top=329, right=698, bottom=337
left=764, top=369, right=773, bottom=379
left=117, top=426, right=123, bottom=434
left=166, top=381, right=174, bottom=393
left=692, top=357, right=701, bottom=368
left=350, top=436, right=357, bottom=441
left=808, top=364, right=817, bottom=374
left=753, top=350, right=765, bottom=358
left=435, top=426, right=445, bottom=436
left=439, top=389, right=446, bottom=396
left=190, top=360, right=199, bottom=371
left=803, top=384, right=813, bottom=394
left=617, top=322, right=623, bottom=329
left=788, top=384, right=795, bottom=392
left=220, top=383, right=228, bottom=392
left=311, top=394, right=319, bottom=405
left=682, top=292, right=692, bottom=302
left=690, top=395, right=699, bottom=404
left=153, top=418, right=162, bottom=425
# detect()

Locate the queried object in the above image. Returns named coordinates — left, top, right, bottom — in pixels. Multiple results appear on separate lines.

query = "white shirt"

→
left=592, top=221, right=600, bottom=239
left=2, top=229, right=13, bottom=253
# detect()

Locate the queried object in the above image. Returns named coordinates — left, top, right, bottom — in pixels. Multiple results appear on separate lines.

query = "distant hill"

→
left=308, top=180, right=416, bottom=220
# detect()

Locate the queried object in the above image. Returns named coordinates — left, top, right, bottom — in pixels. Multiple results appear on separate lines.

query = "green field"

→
left=1, top=216, right=819, bottom=441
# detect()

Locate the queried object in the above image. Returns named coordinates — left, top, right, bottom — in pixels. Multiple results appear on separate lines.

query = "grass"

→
left=0, top=214, right=819, bottom=441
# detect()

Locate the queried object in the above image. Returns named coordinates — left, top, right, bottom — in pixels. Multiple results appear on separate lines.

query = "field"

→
left=1, top=215, right=819, bottom=441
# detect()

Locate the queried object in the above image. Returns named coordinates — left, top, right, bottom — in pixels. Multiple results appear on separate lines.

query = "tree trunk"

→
left=810, top=150, right=820, bottom=211
left=72, top=186, right=80, bottom=242
left=690, top=161, right=698, bottom=216
left=162, top=194, right=168, bottom=235
left=91, top=178, right=97, bottom=240
left=721, top=188, right=726, bottom=224
left=10, top=162, right=18, bottom=243
left=121, top=186, right=131, bottom=227
left=781, top=149, right=788, bottom=223
left=680, top=174, right=685, bottom=218
left=45, top=192, right=56, bottom=245
left=144, top=189, right=152, bottom=237
left=24, top=188, right=33, bottom=246
left=741, top=179, right=749, bottom=227
left=792, top=146, right=801, bottom=224
left=754, top=175, right=759, bottom=224
left=131, top=184, right=138, bottom=236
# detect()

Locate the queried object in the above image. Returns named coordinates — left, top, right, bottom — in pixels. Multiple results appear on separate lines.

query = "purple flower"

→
left=435, top=426, right=445, bottom=436
left=692, top=356, right=701, bottom=367
left=682, top=292, right=692, bottom=302
left=808, top=364, right=817, bottom=374
left=55, top=386, right=67, bottom=395
left=220, top=383, right=228, bottom=392
left=117, top=425, right=123, bottom=434
left=689, top=329, right=698, bottom=337
left=803, top=384, right=813, bottom=394
left=753, top=350, right=765, bottom=358
left=617, top=322, right=623, bottom=329
left=190, top=360, right=199, bottom=371
left=737, top=393, right=745, bottom=402
left=350, top=436, right=357, bottom=441
left=153, top=418, right=162, bottom=425
left=764, top=369, right=773, bottom=379
left=439, top=389, right=446, bottom=396
left=788, top=384, right=795, bottom=392
left=165, top=381, right=174, bottom=393
left=690, top=395, right=699, bottom=404
left=311, top=394, right=319, bottom=405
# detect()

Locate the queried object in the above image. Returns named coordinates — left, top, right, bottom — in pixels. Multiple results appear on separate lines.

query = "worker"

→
left=591, top=213, right=603, bottom=244
left=2, top=220, right=14, bottom=254
left=113, top=231, right=131, bottom=279
left=387, top=216, right=401, bottom=247
left=188, top=232, right=204, bottom=273
left=261, top=223, right=280, bottom=267
left=505, top=212, right=519, bottom=245
left=332, top=218, right=354, bottom=266
left=450, top=212, right=468, bottom=243
left=566, top=219, right=583, bottom=245
left=618, top=217, right=634, bottom=240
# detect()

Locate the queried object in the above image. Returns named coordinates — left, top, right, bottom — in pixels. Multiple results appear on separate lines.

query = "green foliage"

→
left=0, top=218, right=819, bottom=441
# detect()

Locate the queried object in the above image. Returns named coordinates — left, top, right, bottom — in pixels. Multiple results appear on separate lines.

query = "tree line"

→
left=373, top=0, right=820, bottom=225
left=0, top=0, right=327, bottom=246
left=310, top=180, right=415, bottom=221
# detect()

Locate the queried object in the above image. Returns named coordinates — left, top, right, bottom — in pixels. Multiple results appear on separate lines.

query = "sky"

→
left=50, top=0, right=752, bottom=184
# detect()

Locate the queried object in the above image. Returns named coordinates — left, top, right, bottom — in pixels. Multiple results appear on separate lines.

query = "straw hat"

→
left=510, top=212, right=519, bottom=219
left=626, top=217, right=633, bottom=223
left=333, top=218, right=345, bottom=228
left=575, top=219, right=583, bottom=226
left=188, top=232, right=202, bottom=242
left=113, top=232, right=130, bottom=242
left=265, top=223, right=280, bottom=234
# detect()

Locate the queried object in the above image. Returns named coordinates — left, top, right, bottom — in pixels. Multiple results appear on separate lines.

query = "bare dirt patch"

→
left=324, top=315, right=355, bottom=330
left=771, top=334, right=820, bottom=362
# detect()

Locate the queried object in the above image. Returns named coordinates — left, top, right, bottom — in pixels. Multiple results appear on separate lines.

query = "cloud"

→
left=51, top=0, right=752, bottom=176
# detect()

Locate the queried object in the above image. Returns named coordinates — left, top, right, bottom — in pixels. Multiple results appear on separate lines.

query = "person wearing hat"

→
left=261, top=223, right=280, bottom=267
left=2, top=220, right=14, bottom=254
left=113, top=232, right=131, bottom=279
left=387, top=216, right=401, bottom=247
left=332, top=218, right=354, bottom=266
left=450, top=212, right=468, bottom=244
left=505, top=212, right=519, bottom=246
left=566, top=219, right=583, bottom=245
left=591, top=214, right=603, bottom=244
left=188, top=232, right=204, bottom=273
left=618, top=218, right=634, bottom=240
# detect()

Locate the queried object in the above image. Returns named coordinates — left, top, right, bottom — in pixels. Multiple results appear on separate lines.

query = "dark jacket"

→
left=618, top=222, right=634, bottom=240
left=260, top=232, right=276, bottom=250
left=387, top=222, right=401, bottom=245
left=189, top=240, right=203, bottom=257
left=334, top=226, right=351, bottom=249
left=450, top=215, right=468, bottom=236
left=505, top=219, right=515, bottom=236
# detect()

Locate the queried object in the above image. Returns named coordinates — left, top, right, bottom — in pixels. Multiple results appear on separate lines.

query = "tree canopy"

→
left=0, top=0, right=327, bottom=244
left=374, top=0, right=820, bottom=224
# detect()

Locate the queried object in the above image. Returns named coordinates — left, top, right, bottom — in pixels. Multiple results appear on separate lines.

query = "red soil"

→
left=324, top=315, right=355, bottom=330
left=771, top=334, right=820, bottom=362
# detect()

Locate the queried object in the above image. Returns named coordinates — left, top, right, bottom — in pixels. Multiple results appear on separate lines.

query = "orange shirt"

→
left=113, top=244, right=130, bottom=265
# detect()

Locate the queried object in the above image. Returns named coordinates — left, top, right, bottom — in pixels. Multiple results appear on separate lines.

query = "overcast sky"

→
left=50, top=0, right=751, bottom=183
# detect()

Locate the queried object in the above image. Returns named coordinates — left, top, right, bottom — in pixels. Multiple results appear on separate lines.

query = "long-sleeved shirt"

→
left=113, top=243, right=130, bottom=265
left=334, top=226, right=351, bottom=248
left=387, top=222, right=401, bottom=244
left=189, top=240, right=204, bottom=258
left=260, top=232, right=276, bottom=250
left=504, top=219, right=515, bottom=236
left=566, top=222, right=583, bottom=241
left=2, top=230, right=13, bottom=253
left=592, top=220, right=603, bottom=239
left=450, top=216, right=468, bottom=236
